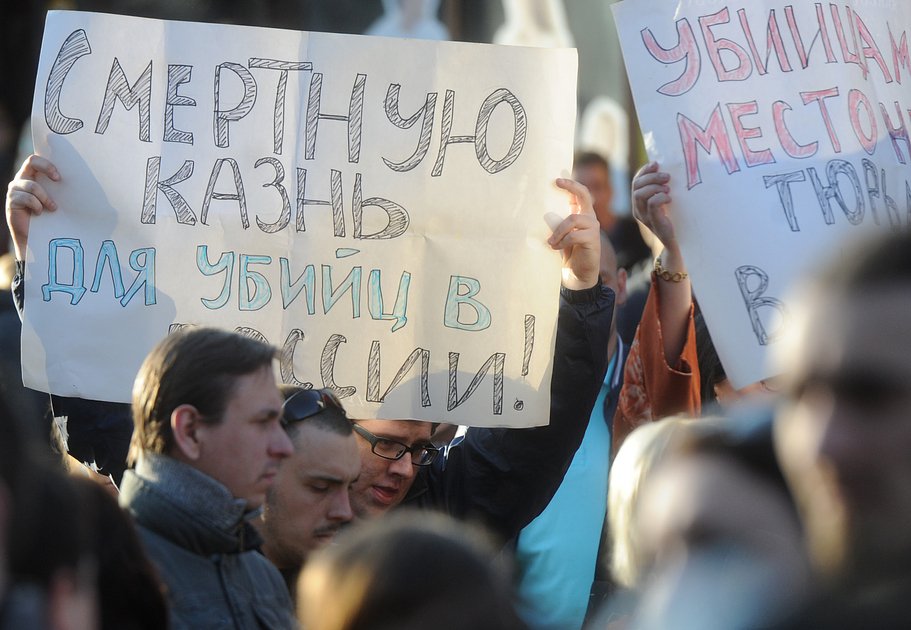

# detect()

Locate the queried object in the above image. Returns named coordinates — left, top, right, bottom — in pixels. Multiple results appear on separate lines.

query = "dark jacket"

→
left=12, top=261, right=132, bottom=483
left=403, top=284, right=614, bottom=542
left=120, top=455, right=295, bottom=630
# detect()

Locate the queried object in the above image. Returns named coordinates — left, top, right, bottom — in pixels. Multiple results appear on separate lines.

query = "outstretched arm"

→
left=612, top=162, right=701, bottom=454
left=411, top=177, right=613, bottom=542
left=631, top=161, right=691, bottom=365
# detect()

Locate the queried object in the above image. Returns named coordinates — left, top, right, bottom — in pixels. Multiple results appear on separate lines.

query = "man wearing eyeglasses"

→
left=347, top=178, right=614, bottom=544
left=259, top=386, right=361, bottom=591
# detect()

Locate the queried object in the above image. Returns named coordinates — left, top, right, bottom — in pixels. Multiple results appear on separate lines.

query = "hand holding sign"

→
left=6, top=155, right=60, bottom=259
left=23, top=11, right=580, bottom=425
left=631, top=161, right=692, bottom=364
left=613, top=0, right=909, bottom=387
left=548, top=178, right=600, bottom=291
left=631, top=162, right=674, bottom=251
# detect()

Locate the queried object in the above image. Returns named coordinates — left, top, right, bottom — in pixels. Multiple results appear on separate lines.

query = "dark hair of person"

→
left=7, top=465, right=93, bottom=590
left=7, top=466, right=170, bottom=630
left=573, top=150, right=610, bottom=173
left=815, top=229, right=911, bottom=293
left=298, top=510, right=528, bottom=630
left=694, top=305, right=725, bottom=405
left=75, top=477, right=170, bottom=630
left=0, top=388, right=27, bottom=513
left=279, top=385, right=353, bottom=443
left=675, top=412, right=799, bottom=526
left=129, top=327, right=278, bottom=463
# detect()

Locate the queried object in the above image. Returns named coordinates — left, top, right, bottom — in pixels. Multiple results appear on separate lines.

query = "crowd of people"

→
left=2, top=43, right=911, bottom=630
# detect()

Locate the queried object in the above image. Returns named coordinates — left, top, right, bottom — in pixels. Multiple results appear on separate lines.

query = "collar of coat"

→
left=120, top=453, right=264, bottom=555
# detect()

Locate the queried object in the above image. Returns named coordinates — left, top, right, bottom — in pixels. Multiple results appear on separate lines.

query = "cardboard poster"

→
left=614, top=0, right=910, bottom=387
left=23, top=11, right=579, bottom=426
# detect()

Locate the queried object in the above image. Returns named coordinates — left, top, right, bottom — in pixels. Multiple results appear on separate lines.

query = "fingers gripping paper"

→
left=23, top=11, right=578, bottom=426
left=613, top=0, right=911, bottom=387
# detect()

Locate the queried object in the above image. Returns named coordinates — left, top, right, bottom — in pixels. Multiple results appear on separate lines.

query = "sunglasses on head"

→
left=281, top=388, right=346, bottom=426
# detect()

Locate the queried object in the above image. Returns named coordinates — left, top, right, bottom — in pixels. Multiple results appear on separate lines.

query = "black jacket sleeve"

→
left=12, top=259, right=24, bottom=320
left=406, top=283, right=614, bottom=542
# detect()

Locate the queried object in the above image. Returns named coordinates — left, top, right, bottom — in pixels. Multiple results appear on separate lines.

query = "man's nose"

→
left=329, top=489, right=354, bottom=522
left=270, top=424, right=294, bottom=458
left=389, top=453, right=415, bottom=479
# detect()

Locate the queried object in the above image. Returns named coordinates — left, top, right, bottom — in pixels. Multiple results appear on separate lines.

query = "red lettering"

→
left=640, top=19, right=701, bottom=96
left=890, top=26, right=910, bottom=85
left=738, top=8, right=792, bottom=75
left=677, top=104, right=741, bottom=190
left=773, top=100, right=818, bottom=159
left=699, top=8, right=753, bottom=82
left=831, top=5, right=867, bottom=77
left=854, top=12, right=893, bottom=84
left=801, top=88, right=842, bottom=153
left=849, top=90, right=877, bottom=155
left=727, top=101, right=775, bottom=167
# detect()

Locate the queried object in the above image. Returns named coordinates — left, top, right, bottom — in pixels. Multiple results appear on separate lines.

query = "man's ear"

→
left=617, top=267, right=629, bottom=307
left=171, top=404, right=204, bottom=461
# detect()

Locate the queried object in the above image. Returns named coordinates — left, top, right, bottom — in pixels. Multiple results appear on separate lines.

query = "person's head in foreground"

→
left=297, top=510, right=527, bottom=630
left=260, top=386, right=360, bottom=577
left=608, top=416, right=705, bottom=591
left=347, top=418, right=439, bottom=521
left=129, top=326, right=292, bottom=508
left=774, top=229, right=911, bottom=588
left=632, top=411, right=808, bottom=629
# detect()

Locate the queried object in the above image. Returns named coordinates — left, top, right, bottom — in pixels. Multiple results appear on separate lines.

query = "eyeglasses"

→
left=352, top=423, right=440, bottom=466
left=282, top=388, right=346, bottom=426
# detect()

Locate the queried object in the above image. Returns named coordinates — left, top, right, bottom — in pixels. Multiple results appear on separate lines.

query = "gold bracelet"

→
left=654, top=257, right=689, bottom=282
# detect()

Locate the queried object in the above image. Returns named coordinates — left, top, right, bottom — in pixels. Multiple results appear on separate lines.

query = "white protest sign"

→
left=22, top=11, right=579, bottom=426
left=613, top=0, right=910, bottom=387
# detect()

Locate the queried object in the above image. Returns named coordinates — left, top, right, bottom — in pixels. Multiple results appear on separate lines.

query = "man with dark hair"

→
left=573, top=150, right=650, bottom=272
left=120, top=327, right=296, bottom=629
left=773, top=229, right=911, bottom=625
left=259, top=387, right=361, bottom=592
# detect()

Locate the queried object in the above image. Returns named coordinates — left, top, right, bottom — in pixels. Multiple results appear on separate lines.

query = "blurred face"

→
left=261, top=424, right=361, bottom=569
left=349, top=419, right=434, bottom=520
left=193, top=366, right=292, bottom=509
left=599, top=235, right=628, bottom=302
left=574, top=162, right=614, bottom=230
left=637, top=455, right=808, bottom=625
left=775, top=288, right=911, bottom=578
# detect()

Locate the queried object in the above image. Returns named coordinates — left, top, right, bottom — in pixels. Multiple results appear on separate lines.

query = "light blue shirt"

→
left=514, top=344, right=620, bottom=630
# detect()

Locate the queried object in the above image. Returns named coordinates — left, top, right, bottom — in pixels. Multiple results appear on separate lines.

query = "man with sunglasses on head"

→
left=258, top=386, right=361, bottom=593
left=347, top=178, right=614, bottom=544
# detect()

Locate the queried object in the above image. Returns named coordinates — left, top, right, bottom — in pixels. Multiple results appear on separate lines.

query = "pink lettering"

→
left=890, top=26, right=910, bottom=85
left=772, top=100, right=818, bottom=159
left=831, top=5, right=867, bottom=78
left=677, top=103, right=741, bottom=190
left=727, top=101, right=775, bottom=167
left=699, top=8, right=753, bottom=82
left=854, top=12, right=893, bottom=83
left=640, top=19, right=701, bottom=96
left=738, top=8, right=792, bottom=75
left=801, top=88, right=842, bottom=153
left=849, top=90, right=877, bottom=155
